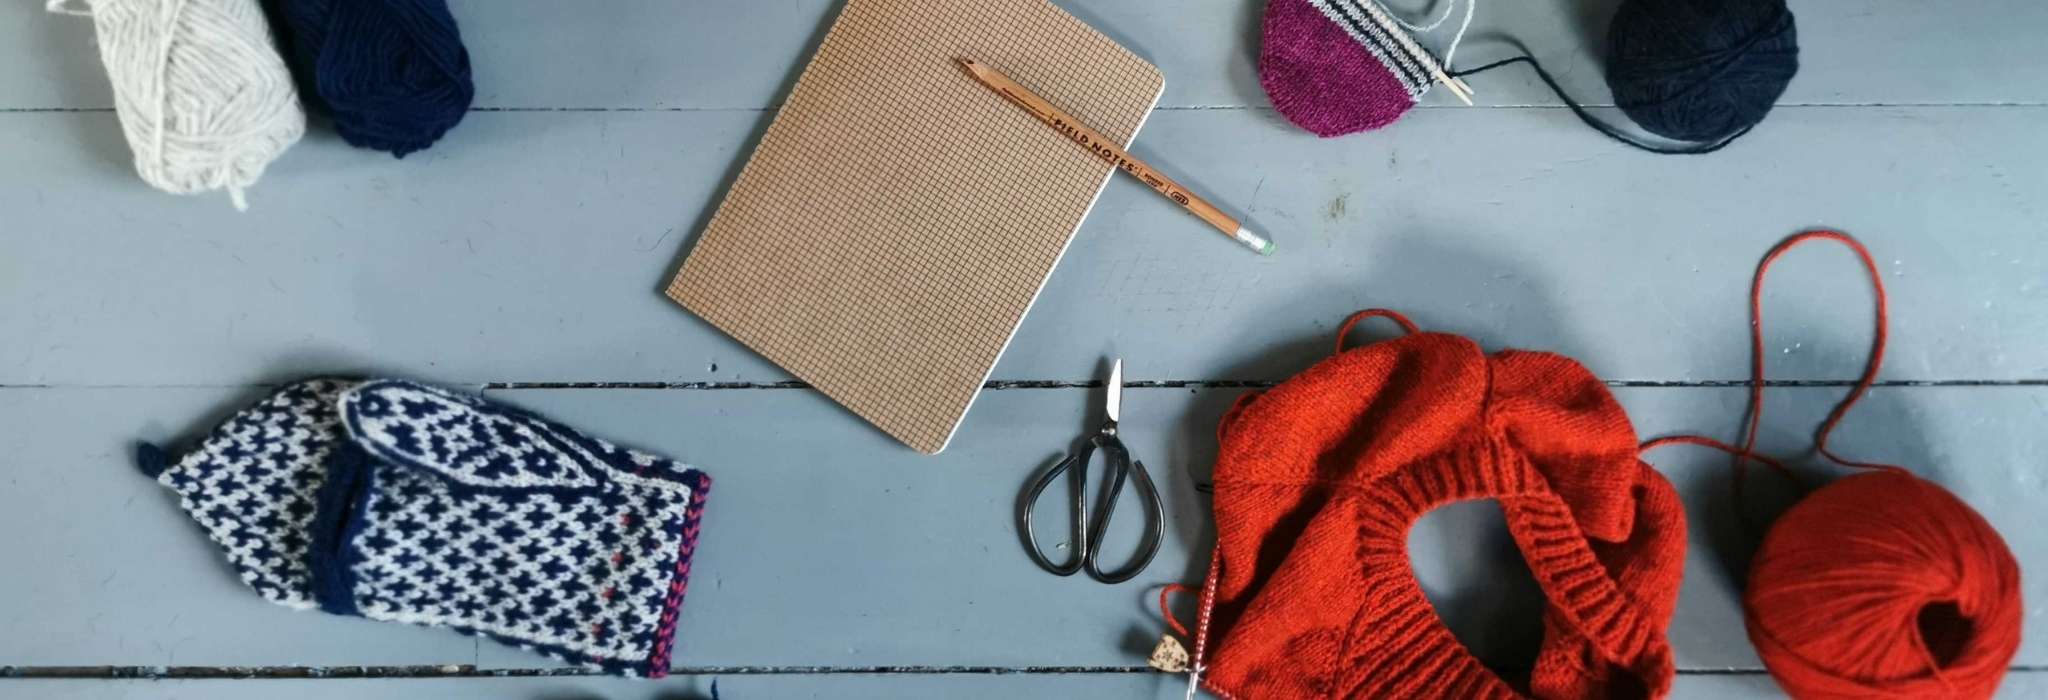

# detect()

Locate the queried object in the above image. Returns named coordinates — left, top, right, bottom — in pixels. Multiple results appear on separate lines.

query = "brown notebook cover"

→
left=666, top=0, right=1164, bottom=453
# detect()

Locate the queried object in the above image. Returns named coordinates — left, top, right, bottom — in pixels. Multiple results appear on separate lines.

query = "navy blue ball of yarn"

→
left=1604, top=0, right=1799, bottom=143
left=271, top=0, right=475, bottom=157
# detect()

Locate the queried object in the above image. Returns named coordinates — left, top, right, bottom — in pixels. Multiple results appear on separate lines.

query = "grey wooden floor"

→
left=4, top=1, right=2044, bottom=698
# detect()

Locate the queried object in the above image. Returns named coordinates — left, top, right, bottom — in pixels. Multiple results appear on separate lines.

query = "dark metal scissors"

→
left=1018, top=359, right=1164, bottom=583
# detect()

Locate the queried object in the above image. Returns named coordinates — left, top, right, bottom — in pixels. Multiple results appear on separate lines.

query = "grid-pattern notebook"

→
left=666, top=0, right=1164, bottom=454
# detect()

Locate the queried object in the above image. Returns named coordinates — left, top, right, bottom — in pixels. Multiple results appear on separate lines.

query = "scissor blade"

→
left=1106, top=358, right=1123, bottom=423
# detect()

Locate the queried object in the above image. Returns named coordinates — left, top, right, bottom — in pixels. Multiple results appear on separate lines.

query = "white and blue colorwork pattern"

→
left=143, top=379, right=711, bottom=678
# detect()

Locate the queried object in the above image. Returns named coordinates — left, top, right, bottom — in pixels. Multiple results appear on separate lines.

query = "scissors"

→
left=1018, top=358, right=1164, bottom=583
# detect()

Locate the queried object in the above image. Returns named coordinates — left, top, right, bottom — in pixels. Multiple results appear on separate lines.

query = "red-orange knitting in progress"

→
left=1192, top=309, right=1686, bottom=699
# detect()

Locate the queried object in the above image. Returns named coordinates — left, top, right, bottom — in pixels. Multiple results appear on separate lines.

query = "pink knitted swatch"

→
left=1260, top=0, right=1437, bottom=137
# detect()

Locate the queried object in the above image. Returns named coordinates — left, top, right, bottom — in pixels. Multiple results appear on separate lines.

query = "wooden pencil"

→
left=957, top=58, right=1274, bottom=256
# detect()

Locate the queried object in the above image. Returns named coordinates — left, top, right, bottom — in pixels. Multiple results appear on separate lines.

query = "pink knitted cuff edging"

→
left=644, top=471, right=712, bottom=678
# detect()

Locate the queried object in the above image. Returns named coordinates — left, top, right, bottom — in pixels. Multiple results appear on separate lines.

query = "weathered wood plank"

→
left=8, top=2, right=2043, bottom=698
left=3, top=107, right=2043, bottom=386
left=2, top=671, right=2043, bottom=699
left=0, top=387, right=485, bottom=668
left=0, top=673, right=1160, bottom=700
left=5, top=0, right=2043, bottom=110
left=6, top=385, right=2042, bottom=670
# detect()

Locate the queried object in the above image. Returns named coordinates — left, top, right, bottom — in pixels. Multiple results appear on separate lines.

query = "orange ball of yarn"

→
left=1744, top=469, right=2023, bottom=699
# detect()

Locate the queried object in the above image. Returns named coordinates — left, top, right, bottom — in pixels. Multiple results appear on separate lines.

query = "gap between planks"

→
left=5, top=103, right=2048, bottom=115
left=2, top=379, right=2047, bottom=391
left=0, top=665, right=1149, bottom=680
left=0, top=665, right=1835, bottom=680
left=6, top=665, right=2044, bottom=680
left=481, top=379, right=2048, bottom=391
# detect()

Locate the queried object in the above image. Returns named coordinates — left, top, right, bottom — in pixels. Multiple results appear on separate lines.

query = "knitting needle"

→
left=1348, top=0, right=1474, bottom=104
left=957, top=58, right=1275, bottom=256
left=1434, top=68, right=1474, bottom=104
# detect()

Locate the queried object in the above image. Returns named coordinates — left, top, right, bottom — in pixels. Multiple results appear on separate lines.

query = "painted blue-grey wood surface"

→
left=6, top=107, right=2045, bottom=387
left=6, top=0, right=2047, bottom=109
left=27, top=671, right=2016, bottom=700
left=3, top=0, right=2043, bottom=697
left=5, top=385, right=2045, bottom=694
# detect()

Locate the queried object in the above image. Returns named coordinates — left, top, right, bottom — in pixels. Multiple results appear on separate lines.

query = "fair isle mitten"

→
left=140, top=378, right=356, bottom=609
left=141, top=378, right=710, bottom=677
left=312, top=380, right=709, bottom=677
left=1260, top=0, right=1454, bottom=137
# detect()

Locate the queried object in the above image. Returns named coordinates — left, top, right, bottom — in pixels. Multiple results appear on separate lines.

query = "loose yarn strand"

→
left=1451, top=54, right=1749, bottom=155
left=1158, top=585, right=1194, bottom=638
left=1642, top=229, right=2022, bottom=699
left=1334, top=308, right=1420, bottom=354
left=1373, top=0, right=1477, bottom=73
left=1440, top=0, right=1477, bottom=72
left=1385, top=0, right=1456, bottom=32
left=1639, top=434, right=1794, bottom=484
left=1641, top=231, right=1905, bottom=502
left=1743, top=230, right=1906, bottom=474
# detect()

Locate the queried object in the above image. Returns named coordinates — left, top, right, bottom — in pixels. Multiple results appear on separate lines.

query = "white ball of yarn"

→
left=52, top=0, right=304, bottom=210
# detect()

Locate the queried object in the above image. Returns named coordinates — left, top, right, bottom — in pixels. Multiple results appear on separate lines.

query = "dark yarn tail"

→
left=1451, top=55, right=1750, bottom=156
left=136, top=442, right=172, bottom=479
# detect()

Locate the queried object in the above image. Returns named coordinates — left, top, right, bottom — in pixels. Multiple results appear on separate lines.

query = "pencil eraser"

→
left=1234, top=225, right=1274, bottom=256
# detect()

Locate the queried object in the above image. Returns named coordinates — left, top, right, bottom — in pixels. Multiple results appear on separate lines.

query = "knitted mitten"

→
left=141, top=378, right=357, bottom=609
left=143, top=379, right=710, bottom=678
left=313, top=380, right=710, bottom=677
left=1260, top=0, right=1443, bottom=136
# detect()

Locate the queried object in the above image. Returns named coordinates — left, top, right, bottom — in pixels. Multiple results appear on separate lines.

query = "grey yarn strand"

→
left=52, top=0, right=304, bottom=210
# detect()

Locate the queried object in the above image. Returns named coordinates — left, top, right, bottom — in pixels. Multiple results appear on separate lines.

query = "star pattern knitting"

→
left=148, top=378, right=711, bottom=678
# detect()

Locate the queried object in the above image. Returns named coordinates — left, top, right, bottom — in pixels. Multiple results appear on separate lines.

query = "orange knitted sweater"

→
left=1194, top=314, right=1687, bottom=699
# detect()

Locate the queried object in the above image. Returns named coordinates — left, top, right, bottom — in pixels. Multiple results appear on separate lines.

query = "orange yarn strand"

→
left=1334, top=308, right=1420, bottom=353
left=1645, top=229, right=2022, bottom=700
left=1740, top=230, right=1907, bottom=475
left=1159, top=583, right=1194, bottom=639
left=1642, top=230, right=1909, bottom=498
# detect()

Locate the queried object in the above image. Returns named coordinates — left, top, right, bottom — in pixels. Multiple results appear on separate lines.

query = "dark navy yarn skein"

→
left=1451, top=0, right=1798, bottom=154
left=271, top=0, right=474, bottom=157
left=1605, top=0, right=1798, bottom=143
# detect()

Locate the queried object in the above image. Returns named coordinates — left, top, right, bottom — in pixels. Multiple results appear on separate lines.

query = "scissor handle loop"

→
left=1019, top=442, right=1091, bottom=576
left=1082, top=437, right=1164, bottom=584
left=1020, top=433, right=1168, bottom=583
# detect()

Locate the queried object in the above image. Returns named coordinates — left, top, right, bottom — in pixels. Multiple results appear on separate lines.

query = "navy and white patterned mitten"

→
left=317, top=380, right=710, bottom=677
left=142, top=378, right=356, bottom=609
left=143, top=379, right=711, bottom=678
